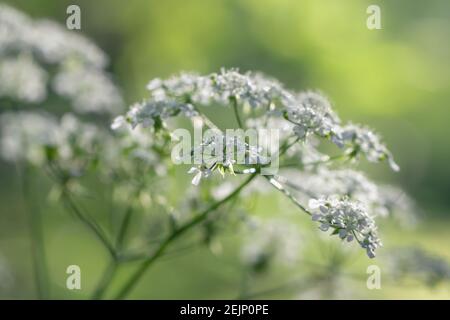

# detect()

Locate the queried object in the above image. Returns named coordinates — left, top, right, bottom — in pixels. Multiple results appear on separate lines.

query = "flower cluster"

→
left=283, top=91, right=341, bottom=141
left=0, top=53, right=47, bottom=103
left=187, top=132, right=270, bottom=185
left=211, top=68, right=287, bottom=108
left=112, top=100, right=197, bottom=131
left=377, top=185, right=416, bottom=226
left=0, top=4, right=123, bottom=113
left=52, top=60, right=124, bottom=114
left=147, top=72, right=213, bottom=105
left=0, top=112, right=105, bottom=174
left=0, top=5, right=105, bottom=67
left=115, top=68, right=398, bottom=173
left=309, top=196, right=382, bottom=258
left=0, top=112, right=59, bottom=166
left=338, top=124, right=399, bottom=171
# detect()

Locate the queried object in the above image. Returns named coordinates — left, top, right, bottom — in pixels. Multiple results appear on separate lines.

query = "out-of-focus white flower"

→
left=211, top=181, right=236, bottom=199
left=286, top=168, right=385, bottom=215
left=377, top=185, right=417, bottom=226
left=0, top=4, right=123, bottom=114
left=0, top=112, right=106, bottom=174
left=29, top=20, right=107, bottom=67
left=0, top=5, right=106, bottom=67
left=0, top=53, right=48, bottom=103
left=56, top=114, right=106, bottom=173
left=0, top=112, right=58, bottom=165
left=53, top=60, right=123, bottom=114
left=309, top=196, right=382, bottom=258
left=0, top=4, right=32, bottom=54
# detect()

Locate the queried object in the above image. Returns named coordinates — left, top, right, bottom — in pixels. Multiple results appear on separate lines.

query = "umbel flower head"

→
left=0, top=53, right=47, bottom=103
left=338, top=123, right=399, bottom=171
left=283, top=91, right=341, bottom=141
left=112, top=68, right=405, bottom=258
left=0, top=4, right=123, bottom=113
left=0, top=112, right=106, bottom=175
left=309, top=196, right=382, bottom=258
left=186, top=131, right=270, bottom=185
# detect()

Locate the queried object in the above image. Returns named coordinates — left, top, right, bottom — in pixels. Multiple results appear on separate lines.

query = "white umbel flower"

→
left=309, top=196, right=382, bottom=258
left=0, top=53, right=48, bottom=103
left=53, top=60, right=123, bottom=114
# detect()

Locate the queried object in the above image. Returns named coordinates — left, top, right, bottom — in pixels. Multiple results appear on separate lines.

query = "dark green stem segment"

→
left=231, top=96, right=244, bottom=129
left=60, top=189, right=116, bottom=259
left=20, top=165, right=50, bottom=299
left=115, top=206, right=133, bottom=249
left=113, top=173, right=257, bottom=299
left=90, top=260, right=119, bottom=300
left=91, top=205, right=135, bottom=300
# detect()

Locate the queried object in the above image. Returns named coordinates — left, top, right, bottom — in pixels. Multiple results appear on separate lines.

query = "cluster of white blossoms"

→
left=0, top=112, right=58, bottom=165
left=103, top=124, right=170, bottom=186
left=53, top=60, right=124, bottom=114
left=187, top=131, right=270, bottom=185
left=0, top=4, right=123, bottom=113
left=111, top=100, right=196, bottom=131
left=111, top=68, right=406, bottom=258
left=147, top=72, right=213, bottom=105
left=309, top=197, right=382, bottom=258
left=0, top=53, right=47, bottom=103
left=0, top=5, right=106, bottom=67
left=338, top=123, right=399, bottom=171
left=0, top=112, right=105, bottom=174
left=283, top=91, right=341, bottom=141
left=211, top=69, right=287, bottom=108
left=115, top=68, right=398, bottom=172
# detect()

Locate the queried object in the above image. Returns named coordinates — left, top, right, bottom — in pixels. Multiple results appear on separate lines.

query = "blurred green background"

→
left=0, top=0, right=449, bottom=299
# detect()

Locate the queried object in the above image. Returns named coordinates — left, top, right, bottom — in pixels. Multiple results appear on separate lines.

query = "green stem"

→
left=115, top=206, right=133, bottom=249
left=263, top=175, right=311, bottom=215
left=231, top=97, right=243, bottom=129
left=90, top=260, right=119, bottom=300
left=19, top=165, right=50, bottom=299
left=60, top=188, right=116, bottom=259
left=113, top=173, right=257, bottom=299
left=280, top=154, right=349, bottom=169
left=90, top=205, right=136, bottom=299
